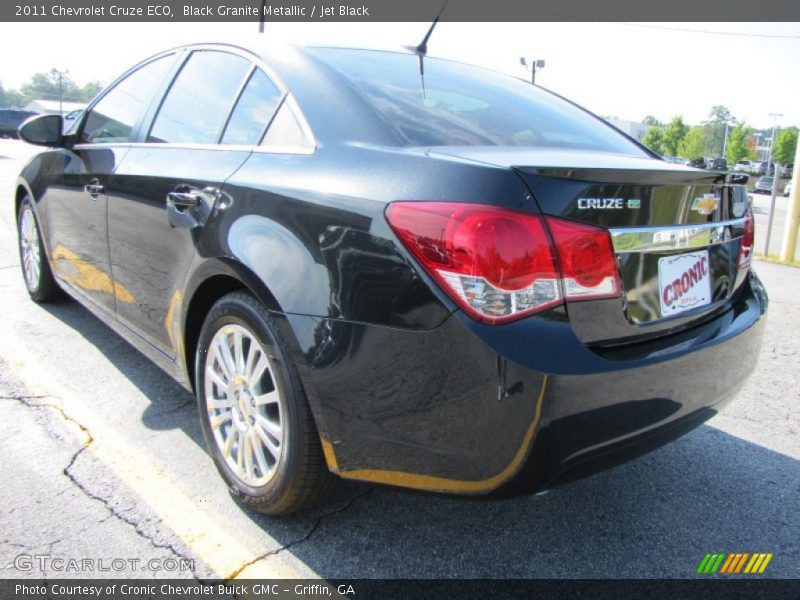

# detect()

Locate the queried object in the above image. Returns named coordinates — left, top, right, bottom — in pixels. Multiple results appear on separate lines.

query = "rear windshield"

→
left=312, top=48, right=647, bottom=155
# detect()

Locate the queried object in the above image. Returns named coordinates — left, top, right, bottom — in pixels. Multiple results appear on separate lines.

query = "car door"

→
left=45, top=54, right=176, bottom=314
left=106, top=49, right=284, bottom=357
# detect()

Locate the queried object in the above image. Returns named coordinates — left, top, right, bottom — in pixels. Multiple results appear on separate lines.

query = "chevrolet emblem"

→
left=691, top=194, right=719, bottom=215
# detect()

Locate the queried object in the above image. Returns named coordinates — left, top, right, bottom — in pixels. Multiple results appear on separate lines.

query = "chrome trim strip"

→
left=610, top=218, right=746, bottom=253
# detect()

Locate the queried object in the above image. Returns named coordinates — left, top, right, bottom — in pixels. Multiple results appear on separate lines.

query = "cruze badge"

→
left=691, top=193, right=719, bottom=215
left=577, top=198, right=641, bottom=209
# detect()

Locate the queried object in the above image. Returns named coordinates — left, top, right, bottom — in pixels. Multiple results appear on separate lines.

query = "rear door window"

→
left=80, top=54, right=173, bottom=144
left=221, top=69, right=283, bottom=145
left=148, top=50, right=250, bottom=144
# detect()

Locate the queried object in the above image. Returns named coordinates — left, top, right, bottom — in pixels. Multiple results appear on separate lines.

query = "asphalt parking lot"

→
left=0, top=139, right=797, bottom=580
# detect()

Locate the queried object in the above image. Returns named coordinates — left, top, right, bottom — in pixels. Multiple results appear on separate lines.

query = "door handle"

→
left=167, top=190, right=201, bottom=209
left=84, top=179, right=105, bottom=197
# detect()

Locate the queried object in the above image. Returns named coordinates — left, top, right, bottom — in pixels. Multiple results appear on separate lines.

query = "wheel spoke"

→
left=208, top=368, right=229, bottom=393
left=250, top=354, right=268, bottom=384
left=209, top=349, right=229, bottom=383
left=214, top=335, right=235, bottom=381
left=221, top=429, right=235, bottom=458
left=244, top=342, right=257, bottom=382
left=251, top=433, right=271, bottom=475
left=233, top=329, right=245, bottom=375
left=207, top=397, right=233, bottom=411
left=254, top=390, right=279, bottom=406
left=256, top=415, right=282, bottom=445
left=236, top=431, right=245, bottom=472
left=254, top=424, right=281, bottom=462
left=209, top=411, right=232, bottom=430
left=243, top=433, right=254, bottom=481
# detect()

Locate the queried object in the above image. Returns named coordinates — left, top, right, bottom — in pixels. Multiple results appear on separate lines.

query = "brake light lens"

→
left=739, top=209, right=754, bottom=269
left=385, top=202, right=621, bottom=324
left=545, top=217, right=622, bottom=300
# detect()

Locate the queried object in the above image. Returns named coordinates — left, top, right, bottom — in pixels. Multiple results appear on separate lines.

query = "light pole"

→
left=753, top=132, right=763, bottom=161
left=763, top=112, right=783, bottom=257
left=54, top=69, right=69, bottom=117
left=520, top=57, right=545, bottom=84
left=766, top=112, right=783, bottom=173
left=721, top=120, right=735, bottom=159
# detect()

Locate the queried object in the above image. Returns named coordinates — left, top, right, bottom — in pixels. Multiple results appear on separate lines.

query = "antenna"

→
left=259, top=0, right=266, bottom=33
left=403, top=0, right=450, bottom=97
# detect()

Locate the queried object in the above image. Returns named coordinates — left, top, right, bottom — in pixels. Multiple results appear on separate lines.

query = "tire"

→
left=195, top=291, right=337, bottom=515
left=17, top=195, right=63, bottom=303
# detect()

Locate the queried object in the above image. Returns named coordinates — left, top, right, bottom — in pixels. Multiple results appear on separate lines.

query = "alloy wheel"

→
left=19, top=205, right=41, bottom=291
left=204, top=324, right=285, bottom=487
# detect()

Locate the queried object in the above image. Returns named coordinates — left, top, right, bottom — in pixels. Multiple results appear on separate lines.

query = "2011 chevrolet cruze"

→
left=15, top=42, right=767, bottom=514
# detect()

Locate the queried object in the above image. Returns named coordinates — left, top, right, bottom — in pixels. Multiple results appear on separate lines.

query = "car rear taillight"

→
left=545, top=217, right=622, bottom=301
left=739, top=209, right=754, bottom=269
left=385, top=202, right=621, bottom=324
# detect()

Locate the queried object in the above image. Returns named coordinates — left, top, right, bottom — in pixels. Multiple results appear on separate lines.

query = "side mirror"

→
left=18, top=114, right=63, bottom=147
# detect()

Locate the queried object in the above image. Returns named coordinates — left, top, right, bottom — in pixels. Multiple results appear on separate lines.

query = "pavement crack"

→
left=62, top=446, right=197, bottom=576
left=225, top=488, right=373, bottom=580
left=7, top=390, right=198, bottom=577
left=3, top=393, right=93, bottom=443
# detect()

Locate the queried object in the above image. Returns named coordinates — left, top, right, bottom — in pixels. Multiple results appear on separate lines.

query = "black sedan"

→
left=684, top=157, right=706, bottom=169
left=707, top=157, right=727, bottom=171
left=14, top=43, right=767, bottom=514
left=754, top=176, right=775, bottom=194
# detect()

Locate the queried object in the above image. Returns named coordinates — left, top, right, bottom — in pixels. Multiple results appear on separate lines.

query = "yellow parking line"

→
left=0, top=334, right=306, bottom=580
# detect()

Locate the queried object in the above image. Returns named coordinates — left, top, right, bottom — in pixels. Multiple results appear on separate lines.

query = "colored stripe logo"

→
left=697, top=552, right=773, bottom=574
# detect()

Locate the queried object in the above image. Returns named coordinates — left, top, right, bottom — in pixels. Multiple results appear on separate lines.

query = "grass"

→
left=754, top=253, right=800, bottom=268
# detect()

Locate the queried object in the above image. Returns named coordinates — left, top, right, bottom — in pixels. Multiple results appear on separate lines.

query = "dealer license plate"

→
left=658, top=250, right=712, bottom=317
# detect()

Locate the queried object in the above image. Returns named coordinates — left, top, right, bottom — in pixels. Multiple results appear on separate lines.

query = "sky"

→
left=0, top=21, right=798, bottom=129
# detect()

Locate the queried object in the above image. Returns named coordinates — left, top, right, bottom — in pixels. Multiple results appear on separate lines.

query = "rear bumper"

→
left=278, top=270, right=768, bottom=495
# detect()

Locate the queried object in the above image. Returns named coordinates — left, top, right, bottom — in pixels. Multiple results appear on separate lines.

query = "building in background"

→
left=24, top=99, right=84, bottom=116
left=606, top=118, right=650, bottom=141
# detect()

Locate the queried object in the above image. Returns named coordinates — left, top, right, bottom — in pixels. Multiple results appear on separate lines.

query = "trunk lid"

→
left=431, top=148, right=752, bottom=345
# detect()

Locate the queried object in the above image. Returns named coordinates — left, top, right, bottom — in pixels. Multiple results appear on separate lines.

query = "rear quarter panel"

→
left=192, top=144, right=536, bottom=329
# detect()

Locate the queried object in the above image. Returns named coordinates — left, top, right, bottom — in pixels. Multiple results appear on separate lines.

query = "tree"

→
left=80, top=81, right=102, bottom=102
left=661, top=116, right=689, bottom=157
left=15, top=69, right=102, bottom=105
left=642, top=125, right=665, bottom=155
left=0, top=81, right=24, bottom=108
left=678, top=127, right=707, bottom=160
left=725, top=123, right=751, bottom=164
left=642, top=115, right=662, bottom=127
left=707, top=105, right=734, bottom=123
left=702, top=105, right=735, bottom=157
left=773, top=128, right=798, bottom=165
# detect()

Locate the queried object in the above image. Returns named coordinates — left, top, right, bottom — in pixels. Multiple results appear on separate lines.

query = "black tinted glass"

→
left=313, top=49, right=647, bottom=155
left=81, top=55, right=173, bottom=144
left=222, top=69, right=282, bottom=145
left=149, top=51, right=250, bottom=144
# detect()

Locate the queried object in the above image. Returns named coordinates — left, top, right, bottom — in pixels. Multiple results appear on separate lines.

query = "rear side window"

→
left=149, top=50, right=250, bottom=144
left=221, top=69, right=283, bottom=145
left=312, top=48, right=648, bottom=155
left=81, top=55, right=173, bottom=144
left=261, top=96, right=315, bottom=152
